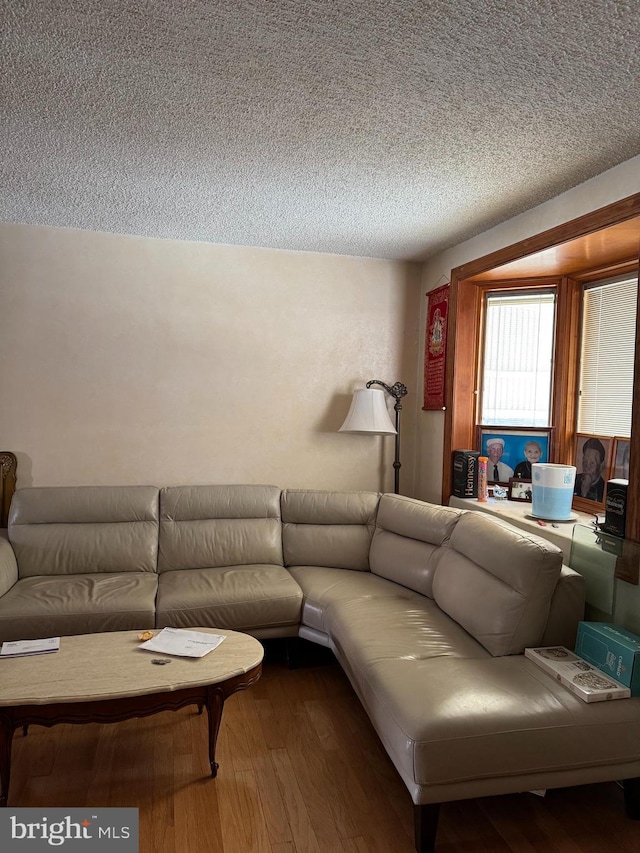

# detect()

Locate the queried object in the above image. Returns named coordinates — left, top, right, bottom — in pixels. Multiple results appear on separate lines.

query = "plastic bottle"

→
left=478, top=456, right=488, bottom=502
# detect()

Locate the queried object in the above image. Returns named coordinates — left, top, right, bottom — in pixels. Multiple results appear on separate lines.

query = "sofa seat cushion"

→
left=156, top=565, right=302, bottom=634
left=289, top=565, right=425, bottom=633
left=325, top=595, right=490, bottom=701
left=0, top=573, right=157, bottom=643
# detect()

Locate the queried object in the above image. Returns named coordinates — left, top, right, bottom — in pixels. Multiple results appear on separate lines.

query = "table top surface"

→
left=0, top=628, right=264, bottom=707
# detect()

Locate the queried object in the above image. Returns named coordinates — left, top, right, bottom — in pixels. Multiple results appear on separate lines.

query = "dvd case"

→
left=525, top=646, right=631, bottom=702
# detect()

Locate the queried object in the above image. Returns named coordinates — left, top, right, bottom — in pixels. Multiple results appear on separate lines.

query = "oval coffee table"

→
left=0, top=628, right=263, bottom=806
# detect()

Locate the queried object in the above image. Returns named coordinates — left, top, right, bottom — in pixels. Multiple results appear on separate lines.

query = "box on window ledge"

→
left=603, top=479, right=628, bottom=538
left=452, top=450, right=480, bottom=498
left=575, top=622, right=640, bottom=696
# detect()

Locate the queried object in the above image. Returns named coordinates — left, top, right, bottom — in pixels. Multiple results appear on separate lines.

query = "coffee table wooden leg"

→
left=0, top=713, right=14, bottom=807
left=205, top=686, right=225, bottom=777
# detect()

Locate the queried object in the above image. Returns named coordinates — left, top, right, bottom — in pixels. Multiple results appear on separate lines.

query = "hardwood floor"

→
left=8, top=642, right=640, bottom=852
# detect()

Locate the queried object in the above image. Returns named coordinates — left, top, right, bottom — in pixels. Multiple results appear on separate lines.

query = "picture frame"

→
left=423, top=284, right=449, bottom=410
left=572, top=433, right=613, bottom=511
left=508, top=478, right=533, bottom=502
left=476, top=426, right=553, bottom=484
left=612, top=437, right=631, bottom=481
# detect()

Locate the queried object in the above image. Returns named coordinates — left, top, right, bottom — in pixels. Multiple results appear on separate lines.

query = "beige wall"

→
left=4, top=155, right=638, bottom=501
left=416, top=154, right=640, bottom=504
left=1, top=224, right=421, bottom=493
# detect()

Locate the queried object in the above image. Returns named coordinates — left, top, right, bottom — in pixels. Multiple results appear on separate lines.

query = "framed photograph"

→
left=613, top=437, right=630, bottom=480
left=508, top=478, right=532, bottom=502
left=476, top=426, right=553, bottom=484
left=573, top=433, right=613, bottom=511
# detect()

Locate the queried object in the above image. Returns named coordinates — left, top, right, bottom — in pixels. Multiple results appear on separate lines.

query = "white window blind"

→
left=578, top=275, right=637, bottom=437
left=481, top=291, right=555, bottom=427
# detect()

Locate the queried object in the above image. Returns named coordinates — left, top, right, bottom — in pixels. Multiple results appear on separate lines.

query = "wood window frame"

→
left=441, top=193, right=640, bottom=541
left=475, top=277, right=564, bottom=440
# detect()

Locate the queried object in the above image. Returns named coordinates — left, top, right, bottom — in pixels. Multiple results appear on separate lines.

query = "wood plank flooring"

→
left=8, top=642, right=640, bottom=852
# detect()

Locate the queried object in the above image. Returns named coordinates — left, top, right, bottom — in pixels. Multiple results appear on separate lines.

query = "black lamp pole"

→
left=366, top=380, right=408, bottom=494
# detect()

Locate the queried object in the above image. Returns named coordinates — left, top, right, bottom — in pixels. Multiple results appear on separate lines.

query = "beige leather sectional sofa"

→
left=2, top=484, right=640, bottom=853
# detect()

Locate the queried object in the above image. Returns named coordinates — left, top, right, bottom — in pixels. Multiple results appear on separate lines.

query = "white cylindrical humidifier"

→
left=531, top=463, right=577, bottom=521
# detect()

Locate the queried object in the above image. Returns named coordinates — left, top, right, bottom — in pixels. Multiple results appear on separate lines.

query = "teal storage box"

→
left=575, top=622, right=640, bottom=696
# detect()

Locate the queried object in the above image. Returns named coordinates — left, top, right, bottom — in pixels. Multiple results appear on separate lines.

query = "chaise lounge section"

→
left=1, top=483, right=639, bottom=852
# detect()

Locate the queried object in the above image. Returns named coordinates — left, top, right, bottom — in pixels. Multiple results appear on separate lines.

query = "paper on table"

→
left=139, top=627, right=226, bottom=658
left=1, top=637, right=61, bottom=657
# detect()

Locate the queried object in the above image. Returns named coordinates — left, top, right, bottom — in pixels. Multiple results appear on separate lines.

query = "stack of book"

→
left=525, top=646, right=630, bottom=702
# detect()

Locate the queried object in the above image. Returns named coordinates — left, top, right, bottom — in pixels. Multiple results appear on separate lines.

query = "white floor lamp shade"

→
left=338, top=388, right=396, bottom=434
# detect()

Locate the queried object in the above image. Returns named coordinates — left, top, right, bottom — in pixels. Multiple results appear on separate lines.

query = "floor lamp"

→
left=339, top=380, right=408, bottom=494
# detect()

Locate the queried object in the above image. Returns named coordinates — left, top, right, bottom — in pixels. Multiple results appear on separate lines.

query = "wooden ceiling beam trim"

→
left=453, top=193, right=640, bottom=282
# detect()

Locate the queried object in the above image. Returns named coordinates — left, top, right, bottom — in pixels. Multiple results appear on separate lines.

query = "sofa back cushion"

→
left=158, top=484, right=283, bottom=572
left=432, top=512, right=564, bottom=656
left=8, top=486, right=159, bottom=577
left=281, top=490, right=379, bottom=570
left=369, top=495, right=461, bottom=597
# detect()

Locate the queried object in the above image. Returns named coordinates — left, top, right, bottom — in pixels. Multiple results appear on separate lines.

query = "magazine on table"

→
left=0, top=637, right=61, bottom=658
left=139, top=627, right=226, bottom=658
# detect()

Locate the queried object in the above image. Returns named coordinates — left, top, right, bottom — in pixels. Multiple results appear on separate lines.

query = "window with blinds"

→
left=577, top=275, right=638, bottom=437
left=480, top=290, right=556, bottom=427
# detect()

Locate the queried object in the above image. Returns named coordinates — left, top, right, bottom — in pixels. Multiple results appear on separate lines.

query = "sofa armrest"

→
left=0, top=530, right=18, bottom=596
left=540, top=565, right=585, bottom=649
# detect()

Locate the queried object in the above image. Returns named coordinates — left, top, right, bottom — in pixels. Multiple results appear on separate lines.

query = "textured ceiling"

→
left=2, top=1, right=639, bottom=260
